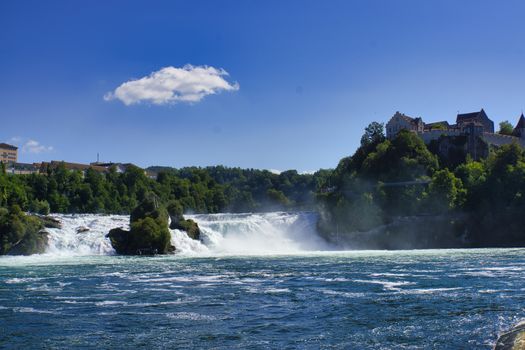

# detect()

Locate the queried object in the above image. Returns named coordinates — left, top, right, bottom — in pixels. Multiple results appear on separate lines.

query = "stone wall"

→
left=481, top=133, right=525, bottom=147
left=418, top=130, right=462, bottom=144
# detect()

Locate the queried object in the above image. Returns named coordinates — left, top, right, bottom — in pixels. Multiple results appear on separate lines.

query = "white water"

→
left=43, top=212, right=330, bottom=256
left=46, top=214, right=129, bottom=256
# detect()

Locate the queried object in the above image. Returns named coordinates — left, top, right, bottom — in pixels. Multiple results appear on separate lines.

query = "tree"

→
left=499, top=120, right=514, bottom=135
left=360, top=122, right=385, bottom=147
left=362, top=130, right=438, bottom=182
left=431, top=123, right=448, bottom=131
left=426, top=169, right=464, bottom=213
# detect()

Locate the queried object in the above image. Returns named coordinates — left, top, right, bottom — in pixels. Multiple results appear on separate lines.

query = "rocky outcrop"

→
left=494, top=321, right=525, bottom=350
left=6, top=230, right=49, bottom=256
left=319, top=214, right=468, bottom=250
left=107, top=194, right=174, bottom=255
left=0, top=206, right=54, bottom=255
left=171, top=218, right=200, bottom=240
left=40, top=215, right=62, bottom=229
left=167, top=200, right=201, bottom=240
left=76, top=226, right=90, bottom=234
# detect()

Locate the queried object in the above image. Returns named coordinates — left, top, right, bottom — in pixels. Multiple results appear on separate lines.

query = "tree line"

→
left=0, top=163, right=331, bottom=215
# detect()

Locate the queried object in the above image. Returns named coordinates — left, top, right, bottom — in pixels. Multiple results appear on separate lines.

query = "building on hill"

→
left=386, top=112, right=424, bottom=139
left=0, top=143, right=18, bottom=163
left=38, top=161, right=108, bottom=175
left=90, top=162, right=138, bottom=173
left=145, top=170, right=157, bottom=179
left=6, top=162, right=38, bottom=175
left=385, top=109, right=525, bottom=161
left=456, top=109, right=494, bottom=133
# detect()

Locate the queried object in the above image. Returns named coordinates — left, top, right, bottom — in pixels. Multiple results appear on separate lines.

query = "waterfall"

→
left=46, top=214, right=129, bottom=256
left=187, top=212, right=330, bottom=254
left=43, top=211, right=330, bottom=256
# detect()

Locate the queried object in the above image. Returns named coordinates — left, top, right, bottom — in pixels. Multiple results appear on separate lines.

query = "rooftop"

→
left=0, top=143, right=18, bottom=151
left=456, top=109, right=488, bottom=122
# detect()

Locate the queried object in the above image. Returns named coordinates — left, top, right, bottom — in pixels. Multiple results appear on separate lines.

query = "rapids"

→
left=43, top=211, right=330, bottom=256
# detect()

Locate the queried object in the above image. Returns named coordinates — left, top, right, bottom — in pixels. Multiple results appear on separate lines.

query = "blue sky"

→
left=1, top=0, right=525, bottom=172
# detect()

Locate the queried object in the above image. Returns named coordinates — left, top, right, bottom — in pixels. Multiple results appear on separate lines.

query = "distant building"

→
left=6, top=162, right=38, bottom=175
left=456, top=109, right=494, bottom=133
left=38, top=161, right=108, bottom=175
left=145, top=170, right=157, bottom=180
left=386, top=112, right=424, bottom=140
left=0, top=143, right=18, bottom=163
left=90, top=162, right=138, bottom=173
left=384, top=109, right=525, bottom=160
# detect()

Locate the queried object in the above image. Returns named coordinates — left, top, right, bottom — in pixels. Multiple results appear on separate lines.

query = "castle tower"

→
left=512, top=113, right=525, bottom=139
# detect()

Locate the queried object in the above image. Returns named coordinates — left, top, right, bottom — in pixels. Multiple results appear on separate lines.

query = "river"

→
left=0, top=212, right=523, bottom=348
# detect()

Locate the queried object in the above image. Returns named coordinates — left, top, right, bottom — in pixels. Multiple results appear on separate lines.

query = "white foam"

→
left=398, top=287, right=463, bottom=295
left=353, top=279, right=416, bottom=291
left=264, top=288, right=291, bottom=294
left=5, top=277, right=44, bottom=284
left=189, top=211, right=331, bottom=255
left=319, top=289, right=365, bottom=298
left=169, top=228, right=209, bottom=255
left=13, top=307, right=58, bottom=314
left=94, top=300, right=128, bottom=306
left=16, top=211, right=332, bottom=258
left=45, top=214, right=128, bottom=256
left=166, top=312, right=216, bottom=321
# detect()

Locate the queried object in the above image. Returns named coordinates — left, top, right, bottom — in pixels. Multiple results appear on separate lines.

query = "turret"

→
left=512, top=113, right=525, bottom=139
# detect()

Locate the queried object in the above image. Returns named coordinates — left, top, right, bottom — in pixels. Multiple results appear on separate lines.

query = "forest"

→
left=0, top=163, right=331, bottom=215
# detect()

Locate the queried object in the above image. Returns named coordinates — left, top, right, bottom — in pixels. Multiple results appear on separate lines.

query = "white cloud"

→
left=22, top=140, right=53, bottom=154
left=104, top=64, right=239, bottom=106
left=268, top=169, right=282, bottom=175
left=8, top=136, right=22, bottom=144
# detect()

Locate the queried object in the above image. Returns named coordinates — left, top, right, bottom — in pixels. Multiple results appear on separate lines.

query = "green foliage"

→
left=319, top=125, right=438, bottom=233
left=425, top=169, right=465, bottom=213
left=172, top=218, right=200, bottom=240
left=107, top=196, right=172, bottom=255
left=29, top=199, right=50, bottom=215
left=166, top=200, right=184, bottom=221
left=266, top=189, right=290, bottom=207
left=499, top=120, right=514, bottom=135
left=129, top=217, right=171, bottom=254
left=0, top=205, right=47, bottom=255
left=0, top=164, right=329, bottom=215
left=430, top=123, right=448, bottom=131
left=362, top=130, right=438, bottom=181
left=321, top=128, right=525, bottom=248
left=360, top=121, right=385, bottom=147
left=130, top=193, right=165, bottom=224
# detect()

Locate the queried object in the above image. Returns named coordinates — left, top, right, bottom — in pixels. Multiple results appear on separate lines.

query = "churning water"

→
left=1, top=213, right=524, bottom=348
left=43, top=212, right=329, bottom=257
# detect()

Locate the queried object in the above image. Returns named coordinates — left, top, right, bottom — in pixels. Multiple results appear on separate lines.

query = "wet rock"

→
left=1, top=206, right=51, bottom=255
left=107, top=194, right=172, bottom=255
left=495, top=321, right=525, bottom=350
left=170, top=219, right=201, bottom=240
left=6, top=230, right=49, bottom=256
left=76, top=226, right=90, bottom=234
left=40, top=216, right=62, bottom=229
left=166, top=200, right=201, bottom=240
